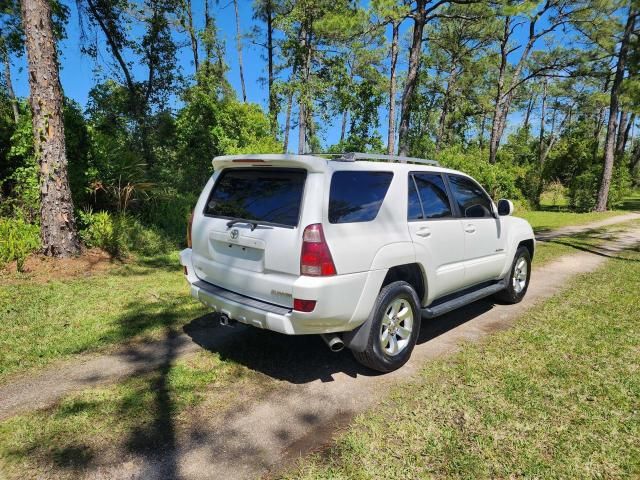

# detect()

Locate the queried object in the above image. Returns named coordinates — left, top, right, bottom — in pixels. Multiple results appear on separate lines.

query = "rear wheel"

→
left=352, top=281, right=421, bottom=373
left=494, top=246, right=531, bottom=304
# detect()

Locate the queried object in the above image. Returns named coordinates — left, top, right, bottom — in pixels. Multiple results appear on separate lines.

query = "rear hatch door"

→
left=191, top=165, right=316, bottom=308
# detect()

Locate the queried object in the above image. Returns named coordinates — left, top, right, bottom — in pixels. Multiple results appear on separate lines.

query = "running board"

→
left=421, top=280, right=507, bottom=319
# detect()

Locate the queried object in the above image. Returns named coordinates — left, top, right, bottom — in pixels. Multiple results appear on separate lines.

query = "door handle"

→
left=416, top=227, right=431, bottom=238
left=464, top=224, right=476, bottom=234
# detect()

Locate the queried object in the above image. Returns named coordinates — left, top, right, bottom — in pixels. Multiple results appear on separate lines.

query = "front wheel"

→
left=352, top=281, right=421, bottom=373
left=494, top=246, right=531, bottom=304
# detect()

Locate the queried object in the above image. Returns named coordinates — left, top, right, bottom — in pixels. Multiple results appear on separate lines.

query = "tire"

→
left=352, top=281, right=421, bottom=373
left=494, top=246, right=531, bottom=304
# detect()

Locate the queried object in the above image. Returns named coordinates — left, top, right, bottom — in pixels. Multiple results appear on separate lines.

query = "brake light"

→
left=301, top=224, right=336, bottom=276
left=187, top=211, right=194, bottom=248
left=293, top=298, right=316, bottom=312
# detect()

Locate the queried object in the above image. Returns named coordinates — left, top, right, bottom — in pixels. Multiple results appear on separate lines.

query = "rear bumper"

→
left=180, top=249, right=379, bottom=335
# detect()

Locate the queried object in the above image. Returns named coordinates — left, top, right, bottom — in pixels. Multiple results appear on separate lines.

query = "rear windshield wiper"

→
left=226, top=219, right=259, bottom=231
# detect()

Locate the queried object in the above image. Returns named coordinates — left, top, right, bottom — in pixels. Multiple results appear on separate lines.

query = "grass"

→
left=284, top=246, right=640, bottom=479
left=0, top=350, right=264, bottom=479
left=516, top=188, right=639, bottom=234
left=0, top=252, right=208, bottom=383
left=517, top=209, right=626, bottom=234
left=533, top=219, right=640, bottom=267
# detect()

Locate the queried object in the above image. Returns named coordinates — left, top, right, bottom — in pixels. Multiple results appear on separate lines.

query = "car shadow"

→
left=183, top=298, right=497, bottom=384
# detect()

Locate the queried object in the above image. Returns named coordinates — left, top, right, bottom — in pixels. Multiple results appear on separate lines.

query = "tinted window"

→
left=448, top=175, right=493, bottom=218
left=204, top=168, right=306, bottom=227
left=329, top=171, right=393, bottom=223
left=408, top=176, right=423, bottom=220
left=412, top=173, right=452, bottom=219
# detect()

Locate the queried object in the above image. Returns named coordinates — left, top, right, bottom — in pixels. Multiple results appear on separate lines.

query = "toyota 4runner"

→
left=180, top=153, right=535, bottom=372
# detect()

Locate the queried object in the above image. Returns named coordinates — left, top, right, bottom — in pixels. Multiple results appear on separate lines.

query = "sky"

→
left=10, top=1, right=548, bottom=154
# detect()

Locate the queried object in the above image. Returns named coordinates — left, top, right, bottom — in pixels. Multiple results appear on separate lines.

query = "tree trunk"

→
left=298, top=103, right=306, bottom=154
left=283, top=90, right=293, bottom=153
left=2, top=47, right=19, bottom=123
left=233, top=0, right=247, bottom=102
left=523, top=95, right=535, bottom=131
left=622, top=113, right=635, bottom=155
left=397, top=0, right=426, bottom=157
left=20, top=0, right=81, bottom=257
left=298, top=27, right=312, bottom=154
left=387, top=20, right=399, bottom=155
left=339, top=109, right=348, bottom=144
left=204, top=0, right=212, bottom=76
left=266, top=1, right=278, bottom=135
left=615, top=110, right=628, bottom=157
left=184, top=0, right=199, bottom=72
left=436, top=65, right=457, bottom=153
left=535, top=79, right=547, bottom=205
left=595, top=8, right=637, bottom=211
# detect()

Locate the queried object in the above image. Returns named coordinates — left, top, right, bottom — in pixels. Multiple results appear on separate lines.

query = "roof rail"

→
left=329, top=152, right=439, bottom=166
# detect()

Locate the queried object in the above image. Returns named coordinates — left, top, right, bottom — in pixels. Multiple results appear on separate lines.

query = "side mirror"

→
left=497, top=199, right=514, bottom=216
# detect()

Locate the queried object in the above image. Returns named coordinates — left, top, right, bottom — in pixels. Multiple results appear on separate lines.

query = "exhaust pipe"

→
left=219, top=313, right=234, bottom=327
left=321, top=334, right=344, bottom=352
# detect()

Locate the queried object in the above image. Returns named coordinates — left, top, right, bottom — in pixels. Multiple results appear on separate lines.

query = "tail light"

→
left=300, top=224, right=336, bottom=276
left=187, top=211, right=194, bottom=248
left=293, top=298, right=316, bottom=312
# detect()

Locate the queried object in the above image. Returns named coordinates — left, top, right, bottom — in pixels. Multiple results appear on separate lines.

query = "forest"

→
left=1, top=0, right=639, bottom=266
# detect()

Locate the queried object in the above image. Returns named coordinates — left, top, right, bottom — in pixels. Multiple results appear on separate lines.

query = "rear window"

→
left=204, top=168, right=306, bottom=227
left=329, top=171, right=393, bottom=223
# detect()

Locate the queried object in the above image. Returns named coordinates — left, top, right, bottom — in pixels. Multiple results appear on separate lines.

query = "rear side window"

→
left=448, top=174, right=493, bottom=218
left=204, top=168, right=306, bottom=227
left=409, top=173, right=453, bottom=220
left=329, top=171, right=393, bottom=223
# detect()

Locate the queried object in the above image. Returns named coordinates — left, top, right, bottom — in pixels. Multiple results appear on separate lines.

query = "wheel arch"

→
left=380, top=263, right=427, bottom=306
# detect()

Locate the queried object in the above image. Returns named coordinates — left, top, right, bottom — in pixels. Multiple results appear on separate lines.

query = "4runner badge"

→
left=230, top=228, right=239, bottom=240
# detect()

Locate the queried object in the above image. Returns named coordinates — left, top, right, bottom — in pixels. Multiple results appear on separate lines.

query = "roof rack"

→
left=320, top=152, right=439, bottom=166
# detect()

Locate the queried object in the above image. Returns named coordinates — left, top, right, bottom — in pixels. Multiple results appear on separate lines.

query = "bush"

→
left=78, top=210, right=173, bottom=257
left=140, top=190, right=196, bottom=243
left=436, top=146, right=525, bottom=201
left=568, top=162, right=632, bottom=211
left=0, top=218, right=40, bottom=272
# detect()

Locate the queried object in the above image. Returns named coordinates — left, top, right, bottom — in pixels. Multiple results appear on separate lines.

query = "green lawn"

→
left=516, top=188, right=639, bottom=234
left=0, top=253, right=208, bottom=383
left=517, top=209, right=626, bottom=234
left=533, top=219, right=640, bottom=266
left=284, top=247, right=640, bottom=478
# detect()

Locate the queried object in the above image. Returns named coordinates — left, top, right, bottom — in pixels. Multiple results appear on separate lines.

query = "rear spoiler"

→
left=212, top=154, right=328, bottom=173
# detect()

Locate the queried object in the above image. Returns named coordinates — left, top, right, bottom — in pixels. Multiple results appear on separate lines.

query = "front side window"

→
left=204, top=168, right=306, bottom=227
left=448, top=175, right=493, bottom=218
left=329, top=171, right=393, bottom=223
left=411, top=173, right=453, bottom=219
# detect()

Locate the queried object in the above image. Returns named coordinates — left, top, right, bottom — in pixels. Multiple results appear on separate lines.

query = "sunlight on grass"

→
left=285, top=247, right=640, bottom=479
left=517, top=209, right=625, bottom=233
left=0, top=254, right=208, bottom=383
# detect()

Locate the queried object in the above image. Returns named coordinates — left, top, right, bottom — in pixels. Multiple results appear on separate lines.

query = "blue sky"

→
left=10, top=1, right=548, bottom=153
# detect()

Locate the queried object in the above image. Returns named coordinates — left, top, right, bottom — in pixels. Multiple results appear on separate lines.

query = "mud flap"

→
left=341, top=318, right=373, bottom=353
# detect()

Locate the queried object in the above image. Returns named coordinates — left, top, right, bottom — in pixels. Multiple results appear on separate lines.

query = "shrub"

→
left=78, top=209, right=173, bottom=257
left=436, top=146, right=525, bottom=201
left=0, top=218, right=40, bottom=272
left=568, top=162, right=632, bottom=211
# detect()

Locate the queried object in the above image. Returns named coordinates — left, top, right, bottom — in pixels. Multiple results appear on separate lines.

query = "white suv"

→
left=180, top=153, right=535, bottom=372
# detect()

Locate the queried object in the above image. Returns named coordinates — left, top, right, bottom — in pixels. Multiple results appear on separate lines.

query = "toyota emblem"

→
left=230, top=228, right=239, bottom=240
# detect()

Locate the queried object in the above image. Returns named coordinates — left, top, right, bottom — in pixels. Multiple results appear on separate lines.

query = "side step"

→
left=421, top=279, right=506, bottom=319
